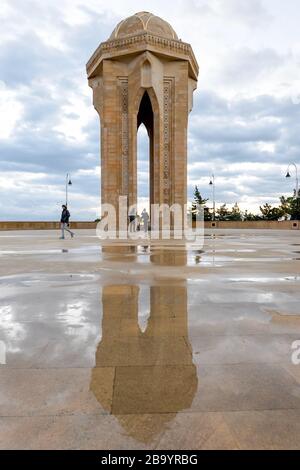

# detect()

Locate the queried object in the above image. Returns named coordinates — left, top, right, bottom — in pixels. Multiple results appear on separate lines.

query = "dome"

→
left=109, top=11, right=178, bottom=40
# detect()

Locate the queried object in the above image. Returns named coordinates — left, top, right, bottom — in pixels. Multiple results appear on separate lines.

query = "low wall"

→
left=0, top=220, right=299, bottom=231
left=203, top=220, right=300, bottom=230
left=0, top=221, right=97, bottom=231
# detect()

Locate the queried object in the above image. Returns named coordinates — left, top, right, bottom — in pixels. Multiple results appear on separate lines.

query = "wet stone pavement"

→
left=0, top=229, right=300, bottom=449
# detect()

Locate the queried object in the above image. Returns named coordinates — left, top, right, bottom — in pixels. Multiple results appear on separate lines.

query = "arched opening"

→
left=137, top=124, right=149, bottom=213
left=137, top=91, right=154, bottom=226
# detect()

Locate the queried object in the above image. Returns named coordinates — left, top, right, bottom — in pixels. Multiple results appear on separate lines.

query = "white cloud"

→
left=54, top=94, right=95, bottom=143
left=0, top=82, right=23, bottom=139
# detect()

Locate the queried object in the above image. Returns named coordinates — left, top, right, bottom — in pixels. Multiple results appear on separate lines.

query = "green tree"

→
left=216, top=204, right=229, bottom=221
left=193, top=186, right=209, bottom=206
left=279, top=196, right=300, bottom=221
left=259, top=203, right=283, bottom=221
left=191, top=186, right=211, bottom=221
left=227, top=202, right=243, bottom=221
left=244, top=211, right=261, bottom=221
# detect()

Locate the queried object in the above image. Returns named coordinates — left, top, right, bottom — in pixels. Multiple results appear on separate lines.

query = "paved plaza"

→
left=0, top=229, right=300, bottom=449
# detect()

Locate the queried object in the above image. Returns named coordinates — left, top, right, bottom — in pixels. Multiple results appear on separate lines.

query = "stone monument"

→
left=87, top=11, right=199, bottom=224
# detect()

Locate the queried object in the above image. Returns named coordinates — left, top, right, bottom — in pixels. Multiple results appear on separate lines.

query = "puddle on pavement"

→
left=0, top=245, right=102, bottom=256
left=2, top=231, right=300, bottom=448
left=1, top=265, right=300, bottom=444
left=1, top=241, right=300, bottom=268
left=226, top=276, right=300, bottom=283
left=0, top=273, right=99, bottom=291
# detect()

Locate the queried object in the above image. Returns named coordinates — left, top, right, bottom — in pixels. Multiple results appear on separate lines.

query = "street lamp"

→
left=66, top=173, right=72, bottom=206
left=286, top=163, right=299, bottom=221
left=286, top=163, right=299, bottom=199
left=209, top=174, right=215, bottom=221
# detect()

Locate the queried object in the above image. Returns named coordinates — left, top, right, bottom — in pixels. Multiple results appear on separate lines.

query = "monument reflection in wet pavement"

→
left=91, top=249, right=197, bottom=444
left=1, top=230, right=300, bottom=449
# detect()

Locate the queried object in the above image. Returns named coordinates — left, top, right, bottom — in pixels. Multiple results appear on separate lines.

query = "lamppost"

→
left=66, top=173, right=72, bottom=206
left=209, top=174, right=215, bottom=221
left=286, top=163, right=299, bottom=197
left=286, top=163, right=299, bottom=220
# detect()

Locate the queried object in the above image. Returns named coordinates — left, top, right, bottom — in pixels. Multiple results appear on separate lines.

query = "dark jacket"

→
left=61, top=209, right=70, bottom=224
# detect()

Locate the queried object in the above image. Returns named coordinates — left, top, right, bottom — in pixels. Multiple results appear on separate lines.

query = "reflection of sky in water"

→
left=1, top=241, right=300, bottom=269
left=0, top=246, right=102, bottom=256
left=138, top=286, right=150, bottom=333
left=0, top=304, right=26, bottom=353
left=227, top=277, right=300, bottom=283
left=1, top=231, right=300, bottom=449
left=0, top=276, right=102, bottom=366
left=60, top=300, right=100, bottom=343
left=1, top=235, right=300, bottom=369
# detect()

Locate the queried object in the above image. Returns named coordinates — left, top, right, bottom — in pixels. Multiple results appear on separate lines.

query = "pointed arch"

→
left=137, top=91, right=153, bottom=132
left=133, top=84, right=160, bottom=120
left=132, top=86, right=160, bottom=209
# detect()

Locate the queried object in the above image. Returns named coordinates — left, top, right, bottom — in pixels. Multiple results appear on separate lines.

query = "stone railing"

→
left=0, top=221, right=299, bottom=231
left=0, top=222, right=97, bottom=231
left=203, top=220, right=300, bottom=230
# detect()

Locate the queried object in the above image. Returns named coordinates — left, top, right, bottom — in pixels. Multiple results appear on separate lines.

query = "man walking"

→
left=60, top=205, right=75, bottom=239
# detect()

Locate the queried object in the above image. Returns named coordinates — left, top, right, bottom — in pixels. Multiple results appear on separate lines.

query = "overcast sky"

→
left=1, top=0, right=300, bottom=220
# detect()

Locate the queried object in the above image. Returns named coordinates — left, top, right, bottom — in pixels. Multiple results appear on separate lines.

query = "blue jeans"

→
left=61, top=223, right=74, bottom=238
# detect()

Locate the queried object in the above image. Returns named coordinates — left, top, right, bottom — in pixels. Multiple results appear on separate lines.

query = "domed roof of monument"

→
left=109, top=11, right=178, bottom=40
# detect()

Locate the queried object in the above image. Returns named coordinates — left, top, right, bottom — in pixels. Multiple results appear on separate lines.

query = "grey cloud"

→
left=0, top=131, right=98, bottom=174
left=182, top=0, right=272, bottom=28
left=0, top=34, right=72, bottom=87
left=190, top=119, right=280, bottom=143
left=223, top=0, right=273, bottom=28
left=190, top=91, right=300, bottom=162
left=220, top=47, right=283, bottom=86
